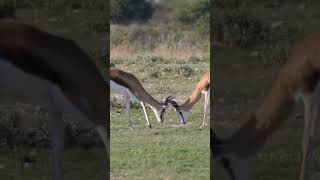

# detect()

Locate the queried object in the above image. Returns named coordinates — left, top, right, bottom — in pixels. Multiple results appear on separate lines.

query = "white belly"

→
left=0, top=58, right=87, bottom=120
left=109, top=80, right=139, bottom=102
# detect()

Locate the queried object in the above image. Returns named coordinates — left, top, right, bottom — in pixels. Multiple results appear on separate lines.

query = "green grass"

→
left=110, top=57, right=210, bottom=179
left=0, top=148, right=108, bottom=180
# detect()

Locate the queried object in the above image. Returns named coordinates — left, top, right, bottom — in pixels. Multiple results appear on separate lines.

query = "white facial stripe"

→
left=180, top=110, right=190, bottom=123
left=159, top=108, right=165, bottom=121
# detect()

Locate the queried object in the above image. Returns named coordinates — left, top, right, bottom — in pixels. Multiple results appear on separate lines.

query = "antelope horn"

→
left=168, top=99, right=180, bottom=110
left=164, top=95, right=174, bottom=105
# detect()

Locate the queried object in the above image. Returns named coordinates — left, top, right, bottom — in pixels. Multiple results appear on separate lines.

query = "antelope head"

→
left=156, top=96, right=175, bottom=123
left=167, top=99, right=190, bottom=124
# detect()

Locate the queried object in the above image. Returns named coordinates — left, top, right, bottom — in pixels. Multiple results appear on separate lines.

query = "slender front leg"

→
left=125, top=94, right=133, bottom=130
left=199, top=91, right=209, bottom=129
left=96, top=125, right=110, bottom=159
left=140, top=102, right=152, bottom=128
left=48, top=109, right=64, bottom=180
left=300, top=93, right=320, bottom=180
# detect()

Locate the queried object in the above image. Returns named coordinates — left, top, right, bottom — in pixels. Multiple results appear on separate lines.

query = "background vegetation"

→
left=110, top=0, right=210, bottom=61
left=212, top=0, right=320, bottom=179
left=212, top=0, right=320, bottom=64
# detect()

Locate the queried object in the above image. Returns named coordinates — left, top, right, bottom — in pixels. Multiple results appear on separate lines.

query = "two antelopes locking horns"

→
left=110, top=67, right=210, bottom=129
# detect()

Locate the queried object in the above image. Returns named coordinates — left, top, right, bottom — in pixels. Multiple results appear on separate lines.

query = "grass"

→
left=0, top=148, right=108, bottom=180
left=110, top=43, right=207, bottom=62
left=110, top=55, right=210, bottom=179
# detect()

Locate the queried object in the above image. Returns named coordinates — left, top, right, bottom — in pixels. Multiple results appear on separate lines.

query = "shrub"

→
left=149, top=68, right=161, bottom=78
left=259, top=25, right=299, bottom=64
left=218, top=11, right=269, bottom=48
left=174, top=0, right=210, bottom=34
left=163, top=66, right=173, bottom=73
left=212, top=0, right=242, bottom=9
left=188, top=56, right=202, bottom=63
left=0, top=106, right=101, bottom=148
left=111, top=0, right=153, bottom=23
left=177, top=65, right=194, bottom=77
left=110, top=31, right=128, bottom=46
left=213, top=10, right=270, bottom=49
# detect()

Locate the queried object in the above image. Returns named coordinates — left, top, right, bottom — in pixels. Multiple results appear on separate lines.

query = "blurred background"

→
left=0, top=0, right=108, bottom=179
left=212, top=0, right=320, bottom=179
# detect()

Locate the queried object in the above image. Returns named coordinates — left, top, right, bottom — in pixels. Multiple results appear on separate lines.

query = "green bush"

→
left=0, top=107, right=101, bottom=148
left=110, top=31, right=128, bottom=46
left=111, top=0, right=153, bottom=23
left=215, top=11, right=269, bottom=48
left=177, top=65, right=194, bottom=77
left=174, top=0, right=210, bottom=34
left=149, top=68, right=161, bottom=78
left=212, top=0, right=241, bottom=8
left=259, top=25, right=299, bottom=64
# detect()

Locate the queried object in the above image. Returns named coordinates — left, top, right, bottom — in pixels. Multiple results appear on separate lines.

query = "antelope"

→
left=170, top=71, right=210, bottom=128
left=110, top=68, right=174, bottom=129
left=212, top=33, right=320, bottom=180
left=0, top=22, right=108, bottom=180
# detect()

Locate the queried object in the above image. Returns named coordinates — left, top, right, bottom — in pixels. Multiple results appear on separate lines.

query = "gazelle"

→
left=212, top=33, right=320, bottom=180
left=0, top=22, right=108, bottom=180
left=170, top=71, right=210, bottom=128
left=110, top=68, right=173, bottom=129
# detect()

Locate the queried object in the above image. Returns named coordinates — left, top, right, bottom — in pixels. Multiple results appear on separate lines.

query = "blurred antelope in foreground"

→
left=212, top=33, right=320, bottom=180
left=0, top=22, right=108, bottom=180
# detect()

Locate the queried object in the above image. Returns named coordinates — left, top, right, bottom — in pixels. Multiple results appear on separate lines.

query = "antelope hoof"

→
left=145, top=124, right=152, bottom=128
left=198, top=123, right=208, bottom=129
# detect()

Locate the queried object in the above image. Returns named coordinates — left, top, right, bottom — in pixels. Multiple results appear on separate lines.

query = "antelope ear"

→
left=211, top=128, right=224, bottom=158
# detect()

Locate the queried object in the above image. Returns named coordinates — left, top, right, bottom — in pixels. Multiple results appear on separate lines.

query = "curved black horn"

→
left=164, top=96, right=174, bottom=105
left=168, top=99, right=179, bottom=109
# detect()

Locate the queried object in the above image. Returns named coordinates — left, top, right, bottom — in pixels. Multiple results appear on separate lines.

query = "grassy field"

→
left=0, top=148, right=107, bottom=179
left=0, top=5, right=108, bottom=180
left=110, top=57, right=210, bottom=179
